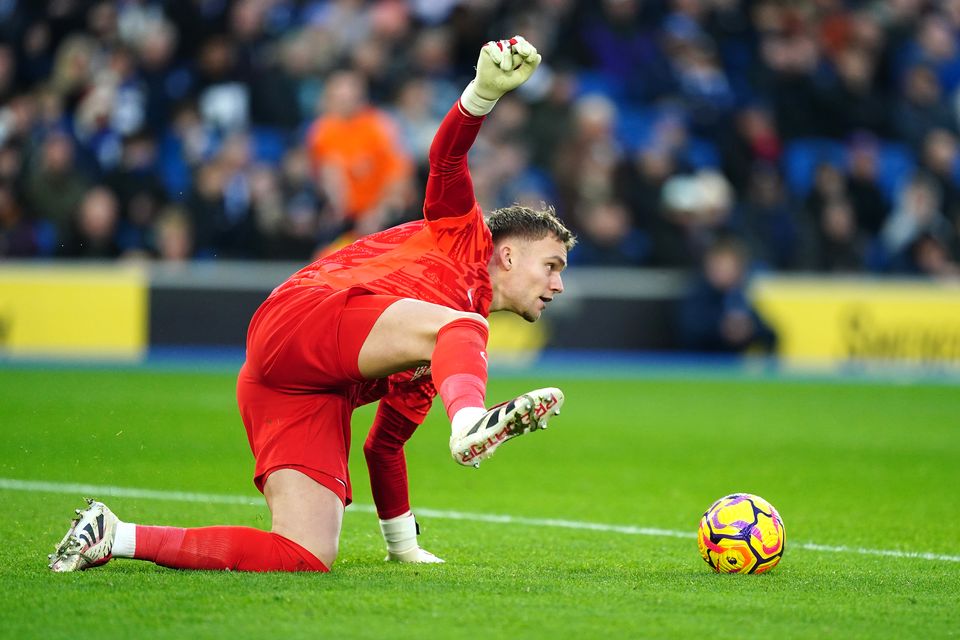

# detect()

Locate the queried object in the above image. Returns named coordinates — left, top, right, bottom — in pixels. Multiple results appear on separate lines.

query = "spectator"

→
left=195, top=35, right=250, bottom=132
left=48, top=34, right=97, bottom=112
left=0, top=181, right=38, bottom=257
left=819, top=46, right=889, bottom=137
left=272, top=31, right=326, bottom=126
left=615, top=144, right=679, bottom=234
left=739, top=164, right=807, bottom=271
left=58, top=186, right=122, bottom=259
left=187, top=133, right=260, bottom=258
left=895, top=64, right=957, bottom=151
left=903, top=13, right=960, bottom=94
left=552, top=93, right=621, bottom=217
left=718, top=104, right=783, bottom=196
left=805, top=161, right=848, bottom=216
left=245, top=18, right=302, bottom=130
left=21, top=130, right=91, bottom=242
left=133, top=18, right=192, bottom=134
left=0, top=44, right=16, bottom=105
left=306, top=69, right=413, bottom=237
left=153, top=205, right=194, bottom=262
left=391, top=77, right=444, bottom=171
left=526, top=70, right=576, bottom=174
left=845, top=133, right=890, bottom=236
left=16, top=21, right=56, bottom=89
left=678, top=237, right=777, bottom=354
left=654, top=169, right=737, bottom=268
left=910, top=230, right=960, bottom=280
left=104, top=130, right=168, bottom=253
left=569, top=198, right=650, bottom=266
left=575, top=0, right=669, bottom=102
left=3, top=0, right=960, bottom=288
left=664, top=29, right=735, bottom=135
left=919, top=128, right=960, bottom=219
left=755, top=33, right=826, bottom=139
left=158, top=100, right=216, bottom=199
left=808, top=197, right=869, bottom=273
left=472, top=137, right=553, bottom=213
left=879, top=171, right=956, bottom=272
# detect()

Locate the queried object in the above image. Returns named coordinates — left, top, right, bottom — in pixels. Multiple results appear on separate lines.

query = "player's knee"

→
left=276, top=527, right=339, bottom=569
left=308, top=537, right=339, bottom=570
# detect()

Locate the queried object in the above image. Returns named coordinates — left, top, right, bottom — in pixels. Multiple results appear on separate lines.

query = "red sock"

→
left=134, top=525, right=328, bottom=572
left=432, top=317, right=489, bottom=420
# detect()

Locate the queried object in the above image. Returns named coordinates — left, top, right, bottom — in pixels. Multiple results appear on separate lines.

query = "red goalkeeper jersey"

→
left=272, top=209, right=492, bottom=317
left=267, top=102, right=490, bottom=423
left=272, top=101, right=491, bottom=316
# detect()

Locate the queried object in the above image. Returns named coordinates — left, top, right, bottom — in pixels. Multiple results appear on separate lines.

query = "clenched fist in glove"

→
left=460, top=35, right=542, bottom=116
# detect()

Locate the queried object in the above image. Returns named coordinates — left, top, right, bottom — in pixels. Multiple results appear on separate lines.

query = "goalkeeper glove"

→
left=380, top=512, right=445, bottom=564
left=460, top=35, right=542, bottom=116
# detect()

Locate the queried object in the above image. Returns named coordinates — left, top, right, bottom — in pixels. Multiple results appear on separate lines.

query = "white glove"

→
left=379, top=512, right=446, bottom=564
left=460, top=35, right=542, bottom=116
left=386, top=546, right=446, bottom=564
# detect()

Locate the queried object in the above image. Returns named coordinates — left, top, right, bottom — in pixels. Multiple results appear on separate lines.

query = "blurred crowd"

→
left=2, top=0, right=960, bottom=286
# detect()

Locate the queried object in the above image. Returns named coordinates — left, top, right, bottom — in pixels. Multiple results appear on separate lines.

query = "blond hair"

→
left=485, top=204, right=576, bottom=250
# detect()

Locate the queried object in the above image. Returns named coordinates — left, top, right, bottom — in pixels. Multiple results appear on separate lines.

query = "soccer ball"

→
left=697, top=493, right=785, bottom=574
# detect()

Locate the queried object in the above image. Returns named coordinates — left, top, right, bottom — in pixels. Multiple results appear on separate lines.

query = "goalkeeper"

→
left=49, top=36, right=575, bottom=573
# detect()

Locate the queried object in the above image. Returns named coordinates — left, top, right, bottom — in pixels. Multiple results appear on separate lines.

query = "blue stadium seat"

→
left=615, top=106, right=655, bottom=151
left=33, top=219, right=58, bottom=257
left=783, top=138, right=846, bottom=196
left=873, top=142, right=915, bottom=202
left=783, top=138, right=916, bottom=200
left=573, top=70, right=627, bottom=102
left=250, top=126, right=287, bottom=165
left=687, top=138, right=720, bottom=169
left=614, top=106, right=719, bottom=168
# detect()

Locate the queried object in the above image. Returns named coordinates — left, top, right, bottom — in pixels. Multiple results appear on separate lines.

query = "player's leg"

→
left=263, top=468, right=343, bottom=568
left=355, top=297, right=564, bottom=467
left=48, top=499, right=330, bottom=573
left=354, top=297, right=485, bottom=379
left=49, top=371, right=348, bottom=574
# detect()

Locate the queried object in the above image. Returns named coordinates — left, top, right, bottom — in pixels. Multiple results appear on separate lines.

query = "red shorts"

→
left=237, top=286, right=401, bottom=505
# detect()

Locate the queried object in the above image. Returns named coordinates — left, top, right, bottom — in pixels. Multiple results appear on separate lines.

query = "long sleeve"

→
left=363, top=400, right=421, bottom=520
left=423, top=101, right=485, bottom=221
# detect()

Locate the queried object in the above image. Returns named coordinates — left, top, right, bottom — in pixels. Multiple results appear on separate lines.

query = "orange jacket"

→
left=306, top=108, right=411, bottom=220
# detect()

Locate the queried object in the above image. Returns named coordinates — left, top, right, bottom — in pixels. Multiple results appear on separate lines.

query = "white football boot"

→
left=49, top=499, right=118, bottom=572
left=450, top=387, right=564, bottom=467
left=380, top=513, right=444, bottom=564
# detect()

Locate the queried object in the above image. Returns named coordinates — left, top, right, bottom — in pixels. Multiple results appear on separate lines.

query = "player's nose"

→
left=551, top=273, right=564, bottom=294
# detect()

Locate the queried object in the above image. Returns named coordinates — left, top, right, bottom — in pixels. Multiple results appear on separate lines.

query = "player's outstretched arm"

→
left=460, top=35, right=542, bottom=116
left=424, top=36, right=541, bottom=221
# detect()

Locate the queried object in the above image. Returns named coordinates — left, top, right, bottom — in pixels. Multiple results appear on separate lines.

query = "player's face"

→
left=497, top=235, right=567, bottom=322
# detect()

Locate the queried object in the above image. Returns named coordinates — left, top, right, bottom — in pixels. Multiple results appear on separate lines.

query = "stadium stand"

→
left=0, top=0, right=959, bottom=281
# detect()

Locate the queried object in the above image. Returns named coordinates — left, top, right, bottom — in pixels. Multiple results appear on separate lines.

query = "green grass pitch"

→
left=1, top=365, right=958, bottom=639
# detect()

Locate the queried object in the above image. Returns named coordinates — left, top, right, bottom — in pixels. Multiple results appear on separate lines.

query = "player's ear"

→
left=496, top=244, right=513, bottom=270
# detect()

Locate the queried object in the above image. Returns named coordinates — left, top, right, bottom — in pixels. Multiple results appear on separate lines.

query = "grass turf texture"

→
left=1, top=367, right=958, bottom=639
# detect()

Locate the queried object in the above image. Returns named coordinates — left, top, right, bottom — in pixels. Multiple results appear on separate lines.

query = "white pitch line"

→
left=3, top=477, right=959, bottom=564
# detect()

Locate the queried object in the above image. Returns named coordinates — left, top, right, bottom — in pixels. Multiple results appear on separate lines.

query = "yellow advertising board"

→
left=487, top=311, right=547, bottom=364
left=0, top=264, right=147, bottom=360
left=751, top=277, right=960, bottom=366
